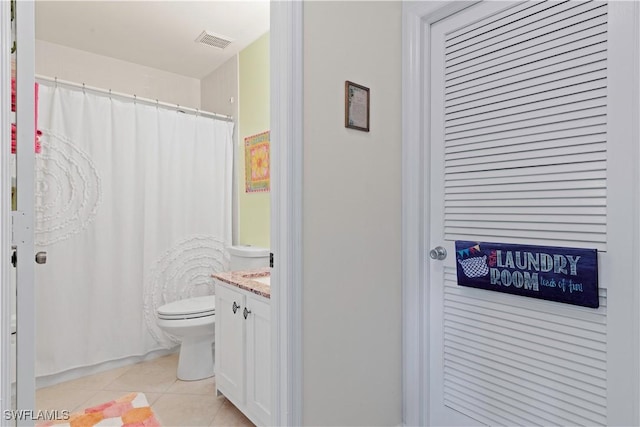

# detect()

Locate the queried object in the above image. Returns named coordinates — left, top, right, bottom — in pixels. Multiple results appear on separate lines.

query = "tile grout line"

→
left=34, top=353, right=254, bottom=426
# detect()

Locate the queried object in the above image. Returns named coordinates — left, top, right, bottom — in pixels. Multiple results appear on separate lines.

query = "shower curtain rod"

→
left=35, top=75, right=234, bottom=122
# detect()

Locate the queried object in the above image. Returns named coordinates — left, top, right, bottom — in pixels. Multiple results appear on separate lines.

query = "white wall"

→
left=303, top=2, right=403, bottom=425
left=201, top=55, right=238, bottom=118
left=35, top=40, right=201, bottom=109
left=201, top=56, right=239, bottom=244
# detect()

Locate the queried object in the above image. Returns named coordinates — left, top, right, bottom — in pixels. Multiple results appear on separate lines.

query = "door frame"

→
left=0, top=0, right=12, bottom=420
left=0, top=1, right=305, bottom=425
left=402, top=1, right=640, bottom=425
left=13, top=1, right=36, bottom=421
left=1, top=0, right=37, bottom=423
left=270, top=2, right=303, bottom=426
left=402, top=3, right=478, bottom=424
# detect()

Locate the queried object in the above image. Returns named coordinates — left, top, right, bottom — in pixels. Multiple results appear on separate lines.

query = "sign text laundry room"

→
left=455, top=241, right=599, bottom=308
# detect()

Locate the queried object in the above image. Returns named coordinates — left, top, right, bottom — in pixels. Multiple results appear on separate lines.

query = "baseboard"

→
left=35, top=347, right=178, bottom=389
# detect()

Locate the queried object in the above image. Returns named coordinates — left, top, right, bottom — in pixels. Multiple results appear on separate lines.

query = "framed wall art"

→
left=345, top=81, right=370, bottom=132
left=244, top=131, right=270, bottom=193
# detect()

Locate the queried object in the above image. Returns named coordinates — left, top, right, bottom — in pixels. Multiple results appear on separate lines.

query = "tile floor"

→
left=35, top=353, right=255, bottom=427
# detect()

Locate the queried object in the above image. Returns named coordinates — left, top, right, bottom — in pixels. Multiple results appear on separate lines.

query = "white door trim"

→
left=402, top=3, right=478, bottom=424
left=270, top=2, right=303, bottom=426
left=14, top=0, right=36, bottom=422
left=0, top=0, right=13, bottom=421
left=402, top=1, right=640, bottom=425
left=603, top=2, right=640, bottom=422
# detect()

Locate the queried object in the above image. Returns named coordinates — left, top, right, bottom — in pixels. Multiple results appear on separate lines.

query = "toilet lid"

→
left=157, top=296, right=215, bottom=318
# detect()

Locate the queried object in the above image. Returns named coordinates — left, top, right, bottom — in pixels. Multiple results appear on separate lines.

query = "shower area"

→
left=26, top=79, right=234, bottom=385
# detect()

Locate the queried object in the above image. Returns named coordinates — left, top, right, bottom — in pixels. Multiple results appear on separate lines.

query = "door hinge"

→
left=270, top=252, right=274, bottom=268
left=11, top=210, right=29, bottom=246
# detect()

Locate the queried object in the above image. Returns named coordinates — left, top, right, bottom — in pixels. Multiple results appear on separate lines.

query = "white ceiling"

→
left=35, top=1, right=270, bottom=79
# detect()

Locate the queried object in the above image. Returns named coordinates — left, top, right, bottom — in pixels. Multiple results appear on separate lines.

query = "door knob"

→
left=429, top=246, right=447, bottom=261
left=232, top=301, right=240, bottom=314
left=35, top=251, right=47, bottom=264
left=243, top=307, right=251, bottom=320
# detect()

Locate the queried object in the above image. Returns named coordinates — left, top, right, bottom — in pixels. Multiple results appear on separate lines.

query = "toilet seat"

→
left=157, top=296, right=215, bottom=320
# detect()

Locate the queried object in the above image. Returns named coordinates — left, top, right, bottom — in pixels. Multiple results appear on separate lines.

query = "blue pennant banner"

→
left=455, top=241, right=599, bottom=308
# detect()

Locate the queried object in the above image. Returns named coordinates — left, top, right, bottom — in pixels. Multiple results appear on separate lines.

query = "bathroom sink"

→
left=252, top=276, right=270, bottom=286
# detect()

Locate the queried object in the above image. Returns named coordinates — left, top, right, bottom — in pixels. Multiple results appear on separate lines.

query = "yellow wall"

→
left=238, top=32, right=270, bottom=248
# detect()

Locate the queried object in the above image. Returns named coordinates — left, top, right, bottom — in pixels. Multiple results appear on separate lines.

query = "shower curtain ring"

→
left=82, top=83, right=85, bottom=93
left=54, top=77, right=58, bottom=88
left=109, top=89, right=112, bottom=99
left=134, top=94, right=137, bottom=103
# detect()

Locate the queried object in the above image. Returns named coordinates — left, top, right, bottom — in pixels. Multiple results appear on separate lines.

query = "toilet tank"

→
left=228, top=245, right=270, bottom=271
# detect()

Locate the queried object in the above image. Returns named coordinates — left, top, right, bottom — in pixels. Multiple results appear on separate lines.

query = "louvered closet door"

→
left=427, top=1, right=634, bottom=426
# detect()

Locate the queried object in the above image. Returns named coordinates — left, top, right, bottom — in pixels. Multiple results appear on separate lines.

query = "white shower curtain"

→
left=34, top=84, right=233, bottom=377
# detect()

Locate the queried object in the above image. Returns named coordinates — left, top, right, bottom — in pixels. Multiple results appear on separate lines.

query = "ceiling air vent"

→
left=195, top=31, right=233, bottom=50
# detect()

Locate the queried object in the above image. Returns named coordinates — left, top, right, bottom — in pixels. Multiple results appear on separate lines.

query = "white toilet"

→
left=227, top=245, right=270, bottom=270
left=156, top=245, right=269, bottom=381
left=156, top=295, right=217, bottom=381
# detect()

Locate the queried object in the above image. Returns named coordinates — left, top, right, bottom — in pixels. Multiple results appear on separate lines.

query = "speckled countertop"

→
left=212, top=268, right=271, bottom=299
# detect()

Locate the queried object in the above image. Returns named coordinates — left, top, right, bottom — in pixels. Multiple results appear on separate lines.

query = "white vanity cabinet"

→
left=214, top=283, right=245, bottom=404
left=215, top=281, right=271, bottom=426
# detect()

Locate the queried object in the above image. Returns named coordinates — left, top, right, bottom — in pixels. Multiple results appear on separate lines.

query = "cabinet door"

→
left=215, top=283, right=245, bottom=406
left=245, top=294, right=271, bottom=426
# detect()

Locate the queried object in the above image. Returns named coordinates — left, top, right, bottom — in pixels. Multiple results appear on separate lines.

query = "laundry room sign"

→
left=455, top=241, right=599, bottom=308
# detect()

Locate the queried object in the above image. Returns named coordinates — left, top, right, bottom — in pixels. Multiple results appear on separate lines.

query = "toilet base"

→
left=177, top=336, right=215, bottom=381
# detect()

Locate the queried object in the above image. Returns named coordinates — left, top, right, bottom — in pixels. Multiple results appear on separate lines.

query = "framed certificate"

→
left=345, top=81, right=370, bottom=132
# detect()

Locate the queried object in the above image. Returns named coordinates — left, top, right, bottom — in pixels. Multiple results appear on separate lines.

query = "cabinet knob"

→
left=243, top=307, right=251, bottom=319
left=232, top=301, right=240, bottom=314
